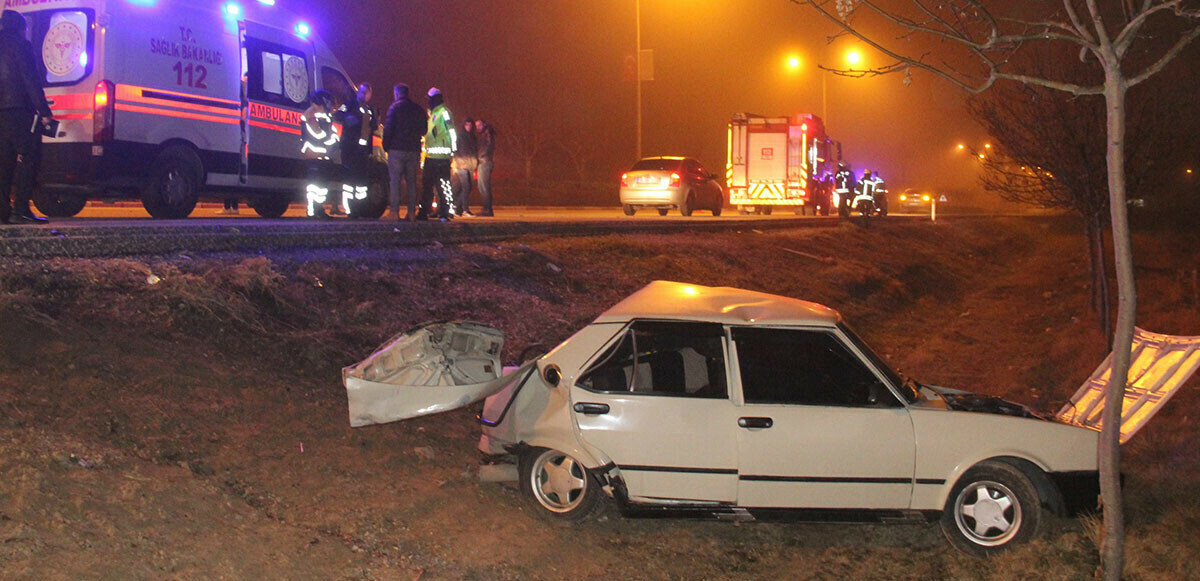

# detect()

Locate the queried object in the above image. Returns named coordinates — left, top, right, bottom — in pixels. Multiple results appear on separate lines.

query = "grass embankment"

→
left=1, top=218, right=1197, bottom=579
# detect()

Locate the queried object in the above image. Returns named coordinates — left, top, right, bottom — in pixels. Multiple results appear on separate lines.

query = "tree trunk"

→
left=524, top=157, right=534, bottom=184
left=1085, top=211, right=1113, bottom=341
left=1099, top=67, right=1133, bottom=581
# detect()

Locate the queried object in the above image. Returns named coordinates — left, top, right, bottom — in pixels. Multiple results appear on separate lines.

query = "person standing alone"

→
left=452, top=118, right=477, bottom=217
left=421, top=88, right=455, bottom=222
left=474, top=119, right=496, bottom=217
left=382, top=83, right=425, bottom=221
left=0, top=10, right=52, bottom=225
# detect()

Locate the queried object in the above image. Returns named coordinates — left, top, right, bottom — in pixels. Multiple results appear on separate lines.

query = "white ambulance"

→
left=9, top=0, right=386, bottom=218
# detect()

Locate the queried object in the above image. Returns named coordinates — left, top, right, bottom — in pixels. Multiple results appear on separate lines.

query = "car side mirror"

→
left=542, top=364, right=562, bottom=388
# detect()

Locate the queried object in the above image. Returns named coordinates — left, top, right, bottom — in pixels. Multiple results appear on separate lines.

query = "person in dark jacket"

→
left=382, top=83, right=426, bottom=221
left=474, top=119, right=496, bottom=217
left=0, top=10, right=52, bottom=225
left=452, top=118, right=478, bottom=216
left=336, top=83, right=375, bottom=217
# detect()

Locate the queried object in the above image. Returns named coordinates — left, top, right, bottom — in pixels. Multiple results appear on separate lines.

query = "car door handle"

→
left=573, top=402, right=610, bottom=415
left=738, top=417, right=773, bottom=429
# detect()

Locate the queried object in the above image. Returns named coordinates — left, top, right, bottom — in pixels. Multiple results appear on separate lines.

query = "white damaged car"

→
left=347, top=282, right=1105, bottom=554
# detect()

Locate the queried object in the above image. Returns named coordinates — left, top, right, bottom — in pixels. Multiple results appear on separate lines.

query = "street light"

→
left=845, top=49, right=864, bottom=68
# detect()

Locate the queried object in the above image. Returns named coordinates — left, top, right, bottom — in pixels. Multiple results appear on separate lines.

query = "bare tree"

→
left=560, top=138, right=594, bottom=182
left=793, top=0, right=1200, bottom=575
left=502, top=113, right=553, bottom=184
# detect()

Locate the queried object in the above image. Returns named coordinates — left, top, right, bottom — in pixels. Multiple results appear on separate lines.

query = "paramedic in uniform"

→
left=421, top=87, right=456, bottom=222
left=0, top=10, right=52, bottom=225
left=300, top=91, right=340, bottom=218
left=337, top=83, right=375, bottom=217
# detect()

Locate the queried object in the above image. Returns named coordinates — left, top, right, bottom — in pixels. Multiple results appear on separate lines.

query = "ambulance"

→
left=726, top=113, right=839, bottom=216
left=8, top=0, right=386, bottom=219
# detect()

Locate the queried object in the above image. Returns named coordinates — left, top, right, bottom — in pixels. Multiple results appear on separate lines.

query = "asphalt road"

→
left=0, top=203, right=950, bottom=258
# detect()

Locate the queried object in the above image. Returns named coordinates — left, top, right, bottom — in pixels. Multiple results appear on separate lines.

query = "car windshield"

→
left=631, top=159, right=683, bottom=172
left=837, top=323, right=919, bottom=403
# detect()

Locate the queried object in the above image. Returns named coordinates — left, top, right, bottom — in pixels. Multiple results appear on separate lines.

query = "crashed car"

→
left=347, top=282, right=1115, bottom=555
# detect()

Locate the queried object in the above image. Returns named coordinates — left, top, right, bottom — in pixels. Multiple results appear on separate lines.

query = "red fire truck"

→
left=726, top=113, right=839, bottom=215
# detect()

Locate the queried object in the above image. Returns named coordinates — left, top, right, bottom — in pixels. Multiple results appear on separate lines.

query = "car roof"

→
left=594, top=281, right=842, bottom=327
left=641, top=156, right=688, bottom=161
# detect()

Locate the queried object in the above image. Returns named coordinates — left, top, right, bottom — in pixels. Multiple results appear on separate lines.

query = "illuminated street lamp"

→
left=846, top=49, right=864, bottom=68
left=786, top=55, right=802, bottom=71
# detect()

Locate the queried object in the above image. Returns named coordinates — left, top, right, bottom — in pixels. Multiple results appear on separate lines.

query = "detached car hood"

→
left=926, top=385, right=1046, bottom=420
left=343, top=322, right=517, bottom=427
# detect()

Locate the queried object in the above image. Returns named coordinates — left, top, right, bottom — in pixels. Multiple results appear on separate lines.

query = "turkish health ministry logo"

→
left=43, top=20, right=84, bottom=77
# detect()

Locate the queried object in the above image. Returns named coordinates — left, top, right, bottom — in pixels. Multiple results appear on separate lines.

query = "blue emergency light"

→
left=223, top=2, right=242, bottom=17
left=295, top=21, right=311, bottom=37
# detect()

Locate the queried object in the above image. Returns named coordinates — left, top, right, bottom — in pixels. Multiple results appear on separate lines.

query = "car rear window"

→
left=631, top=159, right=683, bottom=172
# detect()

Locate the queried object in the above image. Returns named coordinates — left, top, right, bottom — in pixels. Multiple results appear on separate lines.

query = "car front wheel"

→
left=519, top=447, right=601, bottom=522
left=940, top=461, right=1042, bottom=555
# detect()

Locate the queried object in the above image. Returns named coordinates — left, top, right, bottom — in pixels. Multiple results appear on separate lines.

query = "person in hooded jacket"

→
left=421, top=87, right=455, bottom=221
left=0, top=10, right=52, bottom=225
left=452, top=118, right=478, bottom=216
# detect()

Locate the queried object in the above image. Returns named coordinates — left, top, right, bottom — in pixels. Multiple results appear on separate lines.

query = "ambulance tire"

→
left=250, top=196, right=290, bottom=219
left=143, top=146, right=202, bottom=219
left=32, top=189, right=87, bottom=217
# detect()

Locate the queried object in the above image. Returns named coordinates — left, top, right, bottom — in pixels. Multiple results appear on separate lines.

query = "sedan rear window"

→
left=631, top=159, right=683, bottom=172
left=578, top=321, right=727, bottom=399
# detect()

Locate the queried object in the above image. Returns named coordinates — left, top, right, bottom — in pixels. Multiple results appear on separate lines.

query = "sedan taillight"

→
left=669, top=172, right=681, bottom=188
left=621, top=172, right=630, bottom=187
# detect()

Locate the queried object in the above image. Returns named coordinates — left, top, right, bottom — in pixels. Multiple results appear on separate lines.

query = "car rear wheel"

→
left=940, top=461, right=1042, bottom=555
left=680, top=192, right=694, bottom=217
left=712, top=204, right=722, bottom=216
left=519, top=447, right=601, bottom=522
left=623, top=204, right=636, bottom=216
left=657, top=208, right=669, bottom=216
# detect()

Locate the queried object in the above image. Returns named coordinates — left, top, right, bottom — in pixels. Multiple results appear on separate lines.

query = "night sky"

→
left=299, top=0, right=995, bottom=192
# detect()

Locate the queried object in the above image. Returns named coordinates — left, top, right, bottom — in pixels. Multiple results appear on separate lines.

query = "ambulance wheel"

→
left=251, top=196, right=290, bottom=219
left=622, top=204, right=635, bottom=216
left=32, top=189, right=86, bottom=217
left=680, top=192, right=694, bottom=217
left=143, top=146, right=202, bottom=219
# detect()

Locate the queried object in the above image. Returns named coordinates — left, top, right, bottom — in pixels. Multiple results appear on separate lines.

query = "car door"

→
left=692, top=161, right=717, bottom=207
left=730, top=326, right=916, bottom=509
left=571, top=320, right=739, bottom=504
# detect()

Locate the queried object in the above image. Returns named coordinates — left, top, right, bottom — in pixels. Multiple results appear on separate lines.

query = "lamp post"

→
left=635, top=0, right=643, bottom=160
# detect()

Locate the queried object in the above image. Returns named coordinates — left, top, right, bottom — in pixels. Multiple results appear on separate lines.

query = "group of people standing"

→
left=382, top=84, right=495, bottom=221
left=0, top=10, right=51, bottom=225
left=299, top=82, right=495, bottom=222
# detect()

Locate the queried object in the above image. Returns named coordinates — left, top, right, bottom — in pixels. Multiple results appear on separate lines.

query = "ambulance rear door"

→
left=240, top=21, right=312, bottom=192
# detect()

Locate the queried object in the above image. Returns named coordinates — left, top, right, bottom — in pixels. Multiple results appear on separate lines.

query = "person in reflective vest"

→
left=337, top=83, right=375, bottom=217
left=300, top=91, right=339, bottom=218
left=421, top=87, right=456, bottom=221
left=834, top=163, right=854, bottom=215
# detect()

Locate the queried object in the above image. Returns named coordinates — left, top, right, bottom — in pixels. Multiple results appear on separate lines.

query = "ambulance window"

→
left=246, top=37, right=309, bottom=109
left=29, top=9, right=95, bottom=87
left=321, top=67, right=354, bottom=109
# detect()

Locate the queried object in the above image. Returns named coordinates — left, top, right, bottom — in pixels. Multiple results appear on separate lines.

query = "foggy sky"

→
left=301, top=0, right=988, bottom=192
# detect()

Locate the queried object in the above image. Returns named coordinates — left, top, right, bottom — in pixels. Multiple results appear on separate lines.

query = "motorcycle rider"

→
left=300, top=90, right=339, bottom=218
left=421, top=87, right=456, bottom=222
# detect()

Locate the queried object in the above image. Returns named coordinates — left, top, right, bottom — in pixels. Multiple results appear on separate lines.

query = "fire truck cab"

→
left=10, top=0, right=385, bottom=219
left=726, top=113, right=838, bottom=216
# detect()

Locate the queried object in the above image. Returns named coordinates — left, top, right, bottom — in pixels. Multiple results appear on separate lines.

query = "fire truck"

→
left=725, top=113, right=839, bottom=216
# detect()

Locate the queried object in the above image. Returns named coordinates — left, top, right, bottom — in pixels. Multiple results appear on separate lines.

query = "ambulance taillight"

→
left=94, top=80, right=114, bottom=143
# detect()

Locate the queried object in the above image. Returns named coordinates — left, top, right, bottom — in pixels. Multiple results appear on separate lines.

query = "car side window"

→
left=577, top=321, right=728, bottom=399
left=732, top=328, right=899, bottom=407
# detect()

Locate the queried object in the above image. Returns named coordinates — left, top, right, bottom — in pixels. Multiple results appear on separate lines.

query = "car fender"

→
left=909, top=408, right=1100, bottom=511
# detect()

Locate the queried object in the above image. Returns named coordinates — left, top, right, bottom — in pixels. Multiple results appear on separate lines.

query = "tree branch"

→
left=1127, top=24, right=1200, bottom=86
